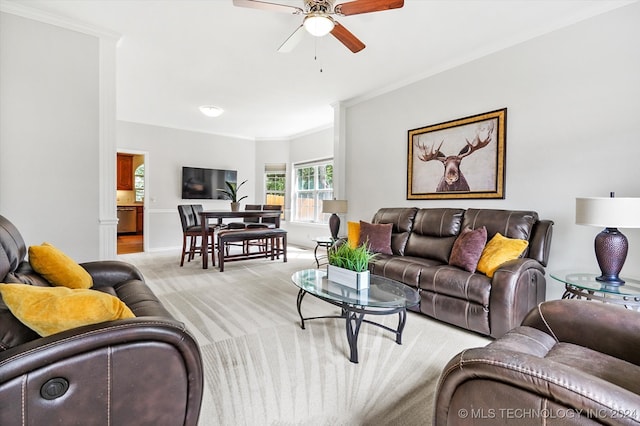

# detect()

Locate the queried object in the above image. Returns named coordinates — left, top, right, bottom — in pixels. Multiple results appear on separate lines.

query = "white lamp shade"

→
left=576, top=197, right=640, bottom=228
left=322, top=200, right=348, bottom=214
left=303, top=14, right=335, bottom=37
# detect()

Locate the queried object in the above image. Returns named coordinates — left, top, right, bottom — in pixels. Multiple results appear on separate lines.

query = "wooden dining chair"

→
left=178, top=205, right=215, bottom=266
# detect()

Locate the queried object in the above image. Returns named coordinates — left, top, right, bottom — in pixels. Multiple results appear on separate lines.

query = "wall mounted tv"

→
left=181, top=166, right=237, bottom=200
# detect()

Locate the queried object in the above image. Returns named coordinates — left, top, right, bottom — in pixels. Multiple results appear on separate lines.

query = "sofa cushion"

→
left=370, top=254, right=443, bottom=288
left=359, top=221, right=392, bottom=255
left=405, top=209, right=464, bottom=263
left=0, top=297, right=39, bottom=351
left=449, top=226, right=487, bottom=272
left=109, top=280, right=174, bottom=317
left=0, top=215, right=27, bottom=281
left=477, top=233, right=529, bottom=278
left=418, top=265, right=492, bottom=306
left=28, top=242, right=93, bottom=289
left=4, top=262, right=51, bottom=286
left=462, top=209, right=537, bottom=244
left=0, top=283, right=135, bottom=337
left=371, top=208, right=418, bottom=256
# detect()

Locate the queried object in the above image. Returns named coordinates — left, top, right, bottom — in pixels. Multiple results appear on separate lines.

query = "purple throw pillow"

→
left=449, top=226, right=488, bottom=272
left=359, top=221, right=393, bottom=255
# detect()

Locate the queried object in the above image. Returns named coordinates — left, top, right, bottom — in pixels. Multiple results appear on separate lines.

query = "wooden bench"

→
left=217, top=228, right=287, bottom=272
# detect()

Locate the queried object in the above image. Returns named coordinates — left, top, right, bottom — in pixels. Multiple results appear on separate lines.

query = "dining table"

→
left=198, top=210, right=282, bottom=269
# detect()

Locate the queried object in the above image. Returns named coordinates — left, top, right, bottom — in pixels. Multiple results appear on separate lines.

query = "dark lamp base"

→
left=329, top=213, right=340, bottom=240
left=594, top=227, right=628, bottom=286
left=595, top=274, right=625, bottom=285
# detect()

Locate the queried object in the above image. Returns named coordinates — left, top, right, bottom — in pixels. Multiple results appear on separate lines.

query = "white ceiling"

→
left=9, top=0, right=636, bottom=140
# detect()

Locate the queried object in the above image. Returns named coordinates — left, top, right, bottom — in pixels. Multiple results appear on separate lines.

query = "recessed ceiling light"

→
left=199, top=105, right=224, bottom=117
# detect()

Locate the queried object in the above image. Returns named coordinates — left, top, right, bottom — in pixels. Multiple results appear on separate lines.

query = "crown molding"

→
left=0, top=0, right=121, bottom=40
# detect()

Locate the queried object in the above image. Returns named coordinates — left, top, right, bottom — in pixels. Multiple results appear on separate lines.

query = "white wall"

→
left=5, top=4, right=638, bottom=287
left=0, top=12, right=102, bottom=261
left=117, top=121, right=258, bottom=250
left=286, top=127, right=334, bottom=248
left=116, top=122, right=333, bottom=250
left=343, top=3, right=640, bottom=299
left=115, top=122, right=335, bottom=251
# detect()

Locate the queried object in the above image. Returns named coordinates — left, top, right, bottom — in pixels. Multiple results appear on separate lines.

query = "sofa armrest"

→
left=80, top=260, right=145, bottom=288
left=0, top=317, right=203, bottom=425
left=528, top=219, right=554, bottom=266
left=522, top=299, right=640, bottom=366
left=434, top=326, right=640, bottom=425
left=488, top=258, right=546, bottom=338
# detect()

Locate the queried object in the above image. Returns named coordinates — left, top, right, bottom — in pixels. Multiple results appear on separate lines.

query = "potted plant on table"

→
left=327, top=242, right=377, bottom=291
left=217, top=180, right=248, bottom=211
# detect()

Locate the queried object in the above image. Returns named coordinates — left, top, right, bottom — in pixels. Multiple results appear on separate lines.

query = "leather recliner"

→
left=369, top=207, right=553, bottom=338
left=0, top=214, right=203, bottom=425
left=434, top=299, right=640, bottom=425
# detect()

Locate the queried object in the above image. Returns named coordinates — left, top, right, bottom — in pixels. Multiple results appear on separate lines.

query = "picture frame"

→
left=407, top=108, right=507, bottom=200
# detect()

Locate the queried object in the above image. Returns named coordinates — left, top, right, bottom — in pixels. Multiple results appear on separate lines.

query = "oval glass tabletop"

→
left=291, top=269, right=419, bottom=308
left=550, top=271, right=640, bottom=296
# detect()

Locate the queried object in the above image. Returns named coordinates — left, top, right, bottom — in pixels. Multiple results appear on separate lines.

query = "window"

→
left=293, top=159, right=333, bottom=223
left=265, top=164, right=286, bottom=218
left=134, top=164, right=145, bottom=202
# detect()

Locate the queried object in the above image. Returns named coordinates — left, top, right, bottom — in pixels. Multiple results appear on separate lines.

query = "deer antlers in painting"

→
left=415, top=121, right=495, bottom=192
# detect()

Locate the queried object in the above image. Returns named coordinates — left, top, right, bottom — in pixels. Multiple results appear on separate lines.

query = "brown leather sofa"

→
left=369, top=208, right=553, bottom=338
left=0, top=214, right=203, bottom=425
left=434, top=300, right=640, bottom=425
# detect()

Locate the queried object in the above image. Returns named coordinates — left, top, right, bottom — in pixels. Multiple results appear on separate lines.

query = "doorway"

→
left=116, top=150, right=146, bottom=254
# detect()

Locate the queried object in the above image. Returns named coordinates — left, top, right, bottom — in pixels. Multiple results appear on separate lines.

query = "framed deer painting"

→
left=407, top=108, right=507, bottom=200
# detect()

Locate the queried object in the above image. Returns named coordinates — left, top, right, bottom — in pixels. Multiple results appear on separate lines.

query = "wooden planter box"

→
left=327, top=265, right=370, bottom=291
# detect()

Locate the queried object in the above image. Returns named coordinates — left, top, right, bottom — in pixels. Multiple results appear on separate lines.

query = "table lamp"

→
left=575, top=194, right=640, bottom=285
left=322, top=199, right=348, bottom=240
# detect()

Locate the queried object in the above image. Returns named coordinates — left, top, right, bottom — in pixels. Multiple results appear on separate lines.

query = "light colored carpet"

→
left=118, top=246, right=490, bottom=426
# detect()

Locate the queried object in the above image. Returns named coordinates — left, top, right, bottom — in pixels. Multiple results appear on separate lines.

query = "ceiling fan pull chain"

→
left=314, top=38, right=323, bottom=73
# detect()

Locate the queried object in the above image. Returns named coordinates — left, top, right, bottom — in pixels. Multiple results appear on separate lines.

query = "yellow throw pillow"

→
left=477, top=233, right=529, bottom=278
left=29, top=242, right=93, bottom=289
left=347, top=221, right=361, bottom=248
left=0, top=284, right=135, bottom=337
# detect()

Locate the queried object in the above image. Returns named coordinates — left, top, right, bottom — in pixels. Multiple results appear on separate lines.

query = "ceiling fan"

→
left=232, top=0, right=404, bottom=53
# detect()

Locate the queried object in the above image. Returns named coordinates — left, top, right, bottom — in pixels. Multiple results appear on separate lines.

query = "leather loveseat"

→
left=368, top=208, right=553, bottom=338
left=434, top=299, right=640, bottom=425
left=0, top=214, right=203, bottom=425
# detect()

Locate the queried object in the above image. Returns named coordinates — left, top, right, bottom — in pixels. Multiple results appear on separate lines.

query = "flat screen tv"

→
left=181, top=166, right=237, bottom=200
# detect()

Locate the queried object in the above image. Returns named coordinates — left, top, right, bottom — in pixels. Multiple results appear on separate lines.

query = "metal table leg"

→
left=344, top=307, right=365, bottom=363
left=296, top=289, right=409, bottom=364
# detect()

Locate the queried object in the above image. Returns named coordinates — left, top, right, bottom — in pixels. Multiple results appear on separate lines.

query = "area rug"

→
left=119, top=247, right=490, bottom=426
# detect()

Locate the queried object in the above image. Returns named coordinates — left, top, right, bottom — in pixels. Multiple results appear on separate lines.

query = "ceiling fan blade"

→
left=335, top=0, right=404, bottom=16
left=278, top=25, right=305, bottom=53
left=232, top=0, right=303, bottom=14
left=330, top=22, right=365, bottom=53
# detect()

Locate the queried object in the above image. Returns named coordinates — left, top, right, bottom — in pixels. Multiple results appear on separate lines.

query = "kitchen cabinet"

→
left=117, top=154, right=133, bottom=190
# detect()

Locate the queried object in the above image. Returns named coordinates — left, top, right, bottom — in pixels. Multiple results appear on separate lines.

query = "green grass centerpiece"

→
left=327, top=242, right=376, bottom=291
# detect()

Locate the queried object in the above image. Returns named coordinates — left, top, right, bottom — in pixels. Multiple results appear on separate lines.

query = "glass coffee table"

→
left=550, top=271, right=640, bottom=310
left=291, top=269, right=420, bottom=363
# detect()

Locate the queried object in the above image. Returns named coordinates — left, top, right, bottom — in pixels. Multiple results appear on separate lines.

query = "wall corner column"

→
left=331, top=102, right=347, bottom=236
left=331, top=101, right=347, bottom=200
left=98, top=36, right=118, bottom=259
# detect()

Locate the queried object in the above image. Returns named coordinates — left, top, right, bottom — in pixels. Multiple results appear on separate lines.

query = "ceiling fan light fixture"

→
left=303, top=13, right=334, bottom=37
left=199, top=105, right=224, bottom=117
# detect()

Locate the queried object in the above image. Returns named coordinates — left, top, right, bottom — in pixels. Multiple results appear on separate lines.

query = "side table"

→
left=312, top=236, right=333, bottom=268
left=550, top=271, right=640, bottom=311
